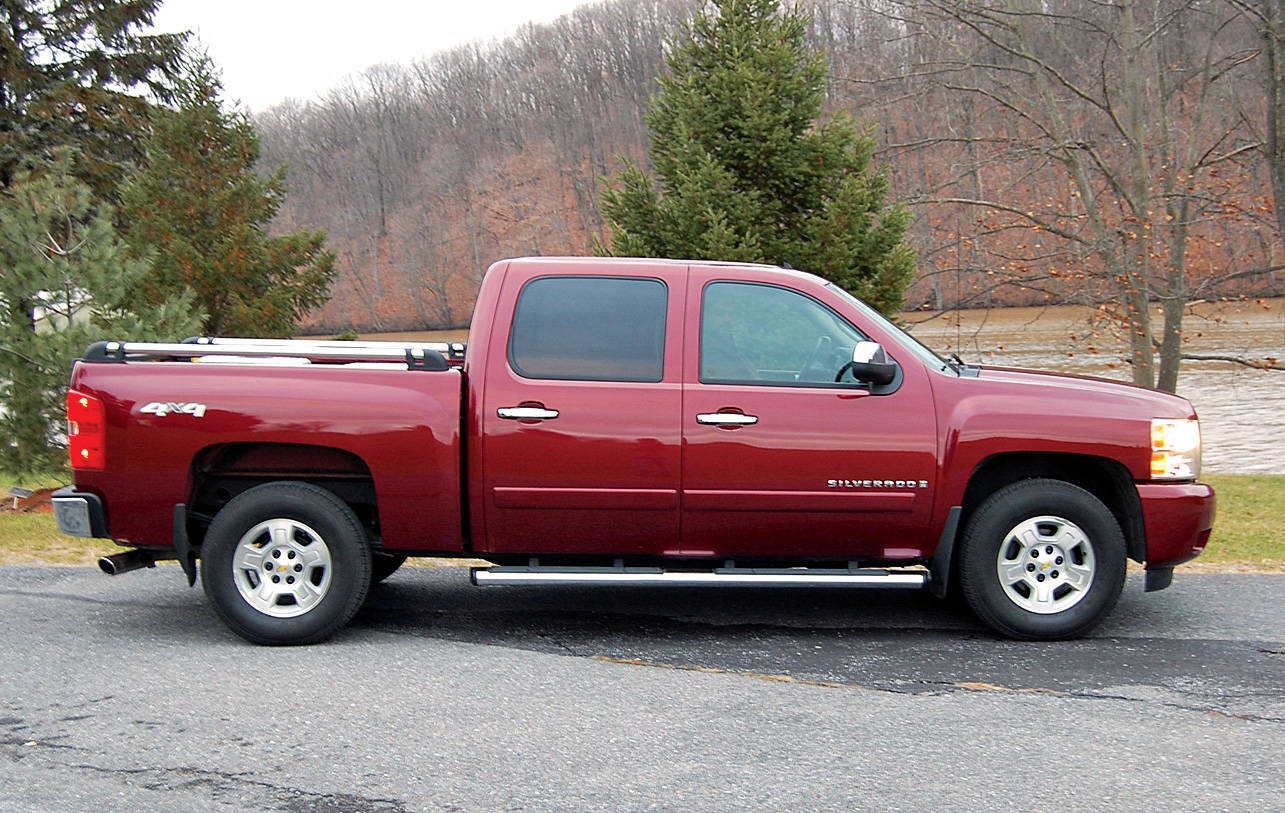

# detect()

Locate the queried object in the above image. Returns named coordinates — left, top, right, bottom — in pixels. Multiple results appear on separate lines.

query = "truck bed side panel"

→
left=71, top=362, right=463, bottom=551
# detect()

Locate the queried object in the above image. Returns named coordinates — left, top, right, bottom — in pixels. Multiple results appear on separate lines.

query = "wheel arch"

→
left=186, top=442, right=379, bottom=550
left=958, top=452, right=1145, bottom=564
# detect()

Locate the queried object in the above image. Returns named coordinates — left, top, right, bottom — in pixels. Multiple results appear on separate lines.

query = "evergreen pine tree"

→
left=598, top=0, right=915, bottom=314
left=0, top=0, right=185, bottom=199
left=0, top=155, right=201, bottom=475
left=121, top=56, right=336, bottom=337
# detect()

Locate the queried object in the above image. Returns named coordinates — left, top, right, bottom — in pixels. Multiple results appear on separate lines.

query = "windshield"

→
left=826, top=284, right=957, bottom=375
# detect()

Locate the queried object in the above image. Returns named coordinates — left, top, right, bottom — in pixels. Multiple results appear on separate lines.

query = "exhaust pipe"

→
left=98, top=550, right=155, bottom=576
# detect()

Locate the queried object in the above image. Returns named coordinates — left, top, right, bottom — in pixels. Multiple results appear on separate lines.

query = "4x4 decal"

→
left=139, top=401, right=207, bottom=418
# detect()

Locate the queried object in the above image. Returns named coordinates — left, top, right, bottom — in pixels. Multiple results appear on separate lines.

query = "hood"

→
left=977, top=366, right=1198, bottom=420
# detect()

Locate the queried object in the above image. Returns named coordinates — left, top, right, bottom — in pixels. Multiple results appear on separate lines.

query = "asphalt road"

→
left=0, top=565, right=1281, bottom=811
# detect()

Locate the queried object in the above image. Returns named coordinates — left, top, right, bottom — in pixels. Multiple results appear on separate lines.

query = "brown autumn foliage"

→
left=256, top=0, right=1282, bottom=372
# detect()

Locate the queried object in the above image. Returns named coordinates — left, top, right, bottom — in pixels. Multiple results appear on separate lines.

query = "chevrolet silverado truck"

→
left=53, top=257, right=1215, bottom=644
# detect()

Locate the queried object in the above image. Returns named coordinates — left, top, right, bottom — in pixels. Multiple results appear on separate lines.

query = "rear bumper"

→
left=1136, top=482, right=1215, bottom=570
left=51, top=487, right=109, bottom=539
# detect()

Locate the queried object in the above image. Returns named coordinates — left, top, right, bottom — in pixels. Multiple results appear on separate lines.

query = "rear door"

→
left=478, top=261, right=686, bottom=556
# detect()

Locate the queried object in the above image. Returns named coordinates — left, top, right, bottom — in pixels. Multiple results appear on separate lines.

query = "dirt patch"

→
left=1, top=487, right=54, bottom=515
left=1174, top=560, right=1283, bottom=575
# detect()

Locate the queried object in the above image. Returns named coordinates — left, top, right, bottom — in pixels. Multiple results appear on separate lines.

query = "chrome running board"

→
left=471, top=561, right=927, bottom=589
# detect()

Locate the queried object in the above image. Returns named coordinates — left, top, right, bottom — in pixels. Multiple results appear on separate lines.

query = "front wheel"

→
left=959, top=479, right=1126, bottom=640
left=200, top=482, right=372, bottom=645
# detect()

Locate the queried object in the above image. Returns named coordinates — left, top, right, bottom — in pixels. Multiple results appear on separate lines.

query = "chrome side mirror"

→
left=847, top=341, right=897, bottom=385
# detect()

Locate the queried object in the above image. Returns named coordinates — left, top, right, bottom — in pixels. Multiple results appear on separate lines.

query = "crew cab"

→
left=53, top=257, right=1215, bottom=644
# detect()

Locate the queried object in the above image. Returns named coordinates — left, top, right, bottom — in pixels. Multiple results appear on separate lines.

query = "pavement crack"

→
left=43, top=757, right=414, bottom=812
left=949, top=681, right=1065, bottom=695
left=536, top=631, right=578, bottom=657
left=583, top=663, right=1285, bottom=723
left=928, top=682, right=1285, bottom=723
left=590, top=655, right=923, bottom=695
left=2, top=735, right=87, bottom=753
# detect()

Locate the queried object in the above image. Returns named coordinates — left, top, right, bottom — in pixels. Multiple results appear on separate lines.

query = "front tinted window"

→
left=701, top=281, right=867, bottom=385
left=827, top=283, right=955, bottom=375
left=509, top=276, right=667, bottom=382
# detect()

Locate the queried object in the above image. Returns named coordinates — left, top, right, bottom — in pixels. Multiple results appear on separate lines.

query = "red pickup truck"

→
left=53, top=257, right=1214, bottom=644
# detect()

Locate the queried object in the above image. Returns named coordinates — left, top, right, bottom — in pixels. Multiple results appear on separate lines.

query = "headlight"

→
left=1150, top=418, right=1201, bottom=480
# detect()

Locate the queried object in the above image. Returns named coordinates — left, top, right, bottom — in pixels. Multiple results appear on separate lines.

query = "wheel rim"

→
left=995, top=515, right=1095, bottom=615
left=231, top=518, right=333, bottom=618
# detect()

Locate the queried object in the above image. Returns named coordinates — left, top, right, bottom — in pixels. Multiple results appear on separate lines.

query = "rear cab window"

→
left=508, top=276, right=668, bottom=382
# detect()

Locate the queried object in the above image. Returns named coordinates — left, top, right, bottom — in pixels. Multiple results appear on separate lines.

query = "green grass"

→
left=0, top=470, right=109, bottom=565
left=0, top=511, right=118, bottom=565
left=1197, top=473, right=1284, bottom=570
left=1, top=470, right=70, bottom=491
left=0, top=473, right=1280, bottom=569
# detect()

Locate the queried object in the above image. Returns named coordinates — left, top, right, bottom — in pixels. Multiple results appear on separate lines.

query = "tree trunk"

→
left=1123, top=278, right=1155, bottom=387
left=4, top=297, right=47, bottom=473
left=1156, top=294, right=1185, bottom=393
left=1267, top=0, right=1285, bottom=238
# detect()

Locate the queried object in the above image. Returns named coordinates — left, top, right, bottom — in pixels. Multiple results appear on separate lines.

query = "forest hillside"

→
left=254, top=0, right=1281, bottom=333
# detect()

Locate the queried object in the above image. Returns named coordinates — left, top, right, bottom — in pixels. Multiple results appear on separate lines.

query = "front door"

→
left=478, top=262, right=686, bottom=556
left=681, top=273, right=938, bottom=560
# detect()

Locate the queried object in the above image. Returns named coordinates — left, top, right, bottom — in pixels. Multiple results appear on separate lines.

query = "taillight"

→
left=67, top=389, right=105, bottom=470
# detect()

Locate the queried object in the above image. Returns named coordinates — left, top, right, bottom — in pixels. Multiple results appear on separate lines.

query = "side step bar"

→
left=471, top=562, right=927, bottom=589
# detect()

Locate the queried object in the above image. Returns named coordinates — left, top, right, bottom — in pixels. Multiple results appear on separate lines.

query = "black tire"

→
left=370, top=552, right=408, bottom=584
left=959, top=478, right=1126, bottom=640
left=200, top=481, right=372, bottom=645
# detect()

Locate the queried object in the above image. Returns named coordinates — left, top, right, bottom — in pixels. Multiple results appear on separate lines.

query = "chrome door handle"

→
left=696, top=412, right=758, bottom=426
left=497, top=406, right=560, bottom=420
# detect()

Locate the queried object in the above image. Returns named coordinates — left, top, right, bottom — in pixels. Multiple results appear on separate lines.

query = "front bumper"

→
left=51, top=487, right=109, bottom=539
left=1136, top=482, right=1216, bottom=570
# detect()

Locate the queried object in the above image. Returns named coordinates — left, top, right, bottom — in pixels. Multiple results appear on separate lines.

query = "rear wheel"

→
left=200, top=482, right=371, bottom=645
left=959, top=478, right=1126, bottom=640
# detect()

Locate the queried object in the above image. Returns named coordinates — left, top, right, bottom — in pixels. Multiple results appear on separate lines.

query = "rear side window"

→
left=508, top=276, right=668, bottom=382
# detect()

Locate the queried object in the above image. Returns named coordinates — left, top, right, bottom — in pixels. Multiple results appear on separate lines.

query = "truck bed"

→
left=69, top=342, right=465, bottom=552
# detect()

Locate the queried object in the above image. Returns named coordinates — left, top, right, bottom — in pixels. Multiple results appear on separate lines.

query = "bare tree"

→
left=870, top=0, right=1272, bottom=391
left=1231, top=0, right=1285, bottom=237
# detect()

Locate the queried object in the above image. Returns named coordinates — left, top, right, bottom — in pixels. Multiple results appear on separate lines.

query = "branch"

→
left=938, top=83, right=1058, bottom=142
left=0, top=344, right=52, bottom=371
left=924, top=1, right=1114, bottom=118
left=918, top=197, right=1089, bottom=245
left=1195, top=141, right=1263, bottom=168
left=1180, top=353, right=1281, bottom=371
left=879, top=135, right=1025, bottom=152
left=1226, top=0, right=1268, bottom=26
left=1189, top=264, right=1285, bottom=296
left=903, top=273, right=1065, bottom=316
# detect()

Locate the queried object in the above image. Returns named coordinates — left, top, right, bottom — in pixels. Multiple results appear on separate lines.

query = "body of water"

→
left=905, top=299, right=1284, bottom=474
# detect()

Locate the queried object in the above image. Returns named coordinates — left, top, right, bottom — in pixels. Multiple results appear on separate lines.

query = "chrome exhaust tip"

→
left=98, top=550, right=154, bottom=576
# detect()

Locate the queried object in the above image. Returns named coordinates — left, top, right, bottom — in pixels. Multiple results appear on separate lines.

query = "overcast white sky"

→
left=152, top=0, right=592, bottom=112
